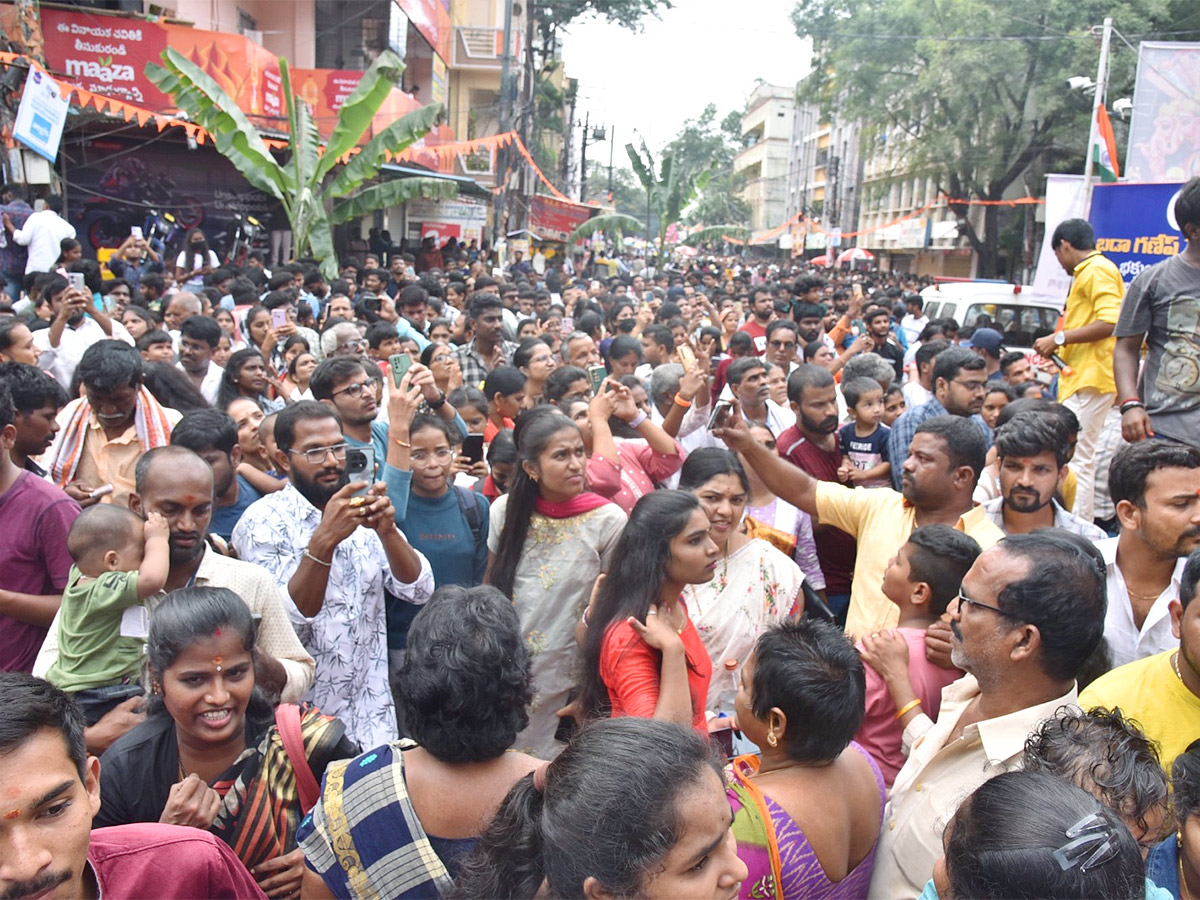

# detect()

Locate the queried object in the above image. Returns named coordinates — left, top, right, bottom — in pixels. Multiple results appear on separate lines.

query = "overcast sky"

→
left=559, top=0, right=812, bottom=160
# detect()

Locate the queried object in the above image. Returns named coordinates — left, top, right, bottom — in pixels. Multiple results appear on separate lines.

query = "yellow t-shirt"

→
left=815, top=482, right=1006, bottom=638
left=1061, top=466, right=1077, bottom=511
left=1079, top=649, right=1200, bottom=772
left=1059, top=252, right=1124, bottom=401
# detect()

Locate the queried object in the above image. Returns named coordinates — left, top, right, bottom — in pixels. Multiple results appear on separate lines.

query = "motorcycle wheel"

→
left=88, top=217, right=124, bottom=250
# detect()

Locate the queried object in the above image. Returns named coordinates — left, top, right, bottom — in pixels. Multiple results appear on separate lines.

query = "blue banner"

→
left=1089, top=181, right=1185, bottom=283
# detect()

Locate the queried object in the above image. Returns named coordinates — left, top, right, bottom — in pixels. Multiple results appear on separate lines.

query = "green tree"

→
left=662, top=105, right=751, bottom=227
left=792, top=0, right=1184, bottom=276
left=146, top=48, right=454, bottom=278
left=570, top=142, right=708, bottom=260
left=535, top=0, right=673, bottom=51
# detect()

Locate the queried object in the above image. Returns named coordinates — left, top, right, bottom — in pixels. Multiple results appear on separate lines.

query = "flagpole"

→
left=1083, top=16, right=1114, bottom=214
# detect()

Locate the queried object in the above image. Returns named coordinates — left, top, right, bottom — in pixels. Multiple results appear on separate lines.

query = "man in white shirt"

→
left=177, top=315, right=224, bottom=404
left=12, top=195, right=75, bottom=274
left=727, top=356, right=793, bottom=436
left=232, top=401, right=434, bottom=748
left=898, top=292, right=929, bottom=345
left=902, top=338, right=947, bottom=410
left=1097, top=439, right=1200, bottom=667
left=32, top=274, right=132, bottom=388
left=867, top=532, right=1106, bottom=899
left=982, top=410, right=1106, bottom=539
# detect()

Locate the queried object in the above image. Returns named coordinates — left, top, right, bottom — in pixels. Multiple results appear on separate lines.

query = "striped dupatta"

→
left=211, top=703, right=350, bottom=870
left=50, top=386, right=173, bottom=486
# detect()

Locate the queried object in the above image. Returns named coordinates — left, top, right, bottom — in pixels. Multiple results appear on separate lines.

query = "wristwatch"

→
left=427, top=390, right=448, bottom=410
left=1054, top=331, right=1066, bottom=347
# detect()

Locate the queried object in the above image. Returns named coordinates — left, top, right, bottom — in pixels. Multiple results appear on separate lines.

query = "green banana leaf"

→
left=682, top=224, right=749, bottom=246
left=279, top=60, right=318, bottom=208
left=329, top=177, right=458, bottom=224
left=145, top=50, right=289, bottom=199
left=566, top=213, right=644, bottom=245
left=314, top=48, right=407, bottom=183
left=325, top=103, right=446, bottom=199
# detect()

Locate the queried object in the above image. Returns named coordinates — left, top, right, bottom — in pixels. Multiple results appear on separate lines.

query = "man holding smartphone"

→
left=32, top=274, right=133, bottom=388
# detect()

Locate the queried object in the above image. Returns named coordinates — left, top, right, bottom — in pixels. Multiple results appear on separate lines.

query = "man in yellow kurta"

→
left=1033, top=218, right=1124, bottom=522
left=719, top=411, right=1004, bottom=638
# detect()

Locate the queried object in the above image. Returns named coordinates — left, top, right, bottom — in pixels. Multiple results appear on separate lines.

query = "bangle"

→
left=673, top=395, right=693, bottom=409
left=1119, top=397, right=1142, bottom=406
left=303, top=549, right=332, bottom=568
left=628, top=411, right=648, bottom=428
left=392, top=436, right=411, bottom=448
left=1119, top=400, right=1144, bottom=414
left=895, top=698, right=922, bottom=720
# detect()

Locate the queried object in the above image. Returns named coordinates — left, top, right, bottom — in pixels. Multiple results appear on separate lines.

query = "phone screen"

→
left=463, top=433, right=485, bottom=464
left=708, top=401, right=733, bottom=431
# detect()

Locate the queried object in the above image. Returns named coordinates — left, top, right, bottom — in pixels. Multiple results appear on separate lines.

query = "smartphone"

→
left=677, top=343, right=697, bottom=371
left=852, top=282, right=863, bottom=299
left=271, top=307, right=288, bottom=329
left=587, top=364, right=607, bottom=395
left=67, top=272, right=86, bottom=292
left=87, top=483, right=114, bottom=500
left=344, top=446, right=375, bottom=496
left=561, top=316, right=575, bottom=334
left=708, top=400, right=733, bottom=431
left=463, top=433, right=485, bottom=465
left=389, top=353, right=413, bottom=387
left=130, top=226, right=143, bottom=239
left=732, top=301, right=743, bottom=320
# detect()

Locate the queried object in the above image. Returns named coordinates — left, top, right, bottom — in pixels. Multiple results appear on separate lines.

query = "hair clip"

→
left=1051, top=813, right=1118, bottom=874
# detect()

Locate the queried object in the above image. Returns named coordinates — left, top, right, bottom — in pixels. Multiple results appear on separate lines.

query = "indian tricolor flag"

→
left=1093, top=105, right=1121, bottom=183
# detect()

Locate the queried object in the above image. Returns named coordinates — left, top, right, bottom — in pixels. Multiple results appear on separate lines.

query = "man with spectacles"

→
left=764, top=319, right=800, bottom=373
left=232, top=401, right=433, bottom=749
left=864, top=532, right=1105, bottom=898
left=886, top=346, right=993, bottom=490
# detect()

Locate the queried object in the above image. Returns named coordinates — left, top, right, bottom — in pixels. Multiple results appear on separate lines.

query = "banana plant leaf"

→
left=279, top=60, right=318, bottom=210
left=566, top=213, right=644, bottom=245
left=682, top=225, right=750, bottom=246
left=325, top=103, right=446, bottom=199
left=330, top=177, right=458, bottom=224
left=146, top=50, right=289, bottom=199
left=314, top=48, right=407, bottom=183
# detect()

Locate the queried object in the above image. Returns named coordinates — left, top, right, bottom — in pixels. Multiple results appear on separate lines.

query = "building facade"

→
left=733, top=83, right=795, bottom=237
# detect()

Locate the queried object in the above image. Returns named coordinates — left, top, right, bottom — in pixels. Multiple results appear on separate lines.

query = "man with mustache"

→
left=1081, top=545, right=1200, bottom=773
left=725, top=404, right=1004, bottom=638
left=775, top=364, right=857, bottom=621
left=864, top=532, right=1104, bottom=898
left=32, top=445, right=315, bottom=753
left=0, top=672, right=267, bottom=900
left=982, top=410, right=1105, bottom=539
left=232, top=401, right=433, bottom=748
left=1093, top=439, right=1200, bottom=668
left=43, top=341, right=179, bottom=511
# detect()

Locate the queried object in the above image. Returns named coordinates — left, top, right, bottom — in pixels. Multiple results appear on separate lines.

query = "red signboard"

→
left=3, top=8, right=422, bottom=138
left=529, top=195, right=595, bottom=243
left=396, top=0, right=452, bottom=62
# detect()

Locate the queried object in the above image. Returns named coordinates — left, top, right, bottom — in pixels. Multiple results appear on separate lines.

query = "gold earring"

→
left=767, top=731, right=778, bottom=748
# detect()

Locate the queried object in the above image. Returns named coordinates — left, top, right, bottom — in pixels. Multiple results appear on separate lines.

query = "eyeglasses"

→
left=332, top=380, right=373, bottom=399
left=288, top=442, right=349, bottom=464
left=430, top=354, right=455, bottom=365
left=768, top=340, right=797, bottom=350
left=411, top=448, right=454, bottom=463
left=951, top=378, right=989, bottom=393
left=338, top=339, right=369, bottom=352
left=956, top=590, right=1023, bottom=621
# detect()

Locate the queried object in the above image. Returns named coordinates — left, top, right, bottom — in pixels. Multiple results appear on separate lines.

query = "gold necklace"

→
left=1180, top=850, right=1194, bottom=900
left=1174, top=651, right=1186, bottom=683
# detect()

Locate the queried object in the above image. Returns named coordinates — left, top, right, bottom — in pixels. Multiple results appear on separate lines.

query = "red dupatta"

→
left=535, top=492, right=611, bottom=518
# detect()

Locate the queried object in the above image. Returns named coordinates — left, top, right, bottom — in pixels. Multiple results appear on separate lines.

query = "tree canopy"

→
left=661, top=104, right=750, bottom=228
left=791, top=0, right=1190, bottom=274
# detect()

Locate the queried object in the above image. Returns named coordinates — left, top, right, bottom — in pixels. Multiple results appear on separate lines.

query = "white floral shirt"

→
left=232, top=483, right=434, bottom=748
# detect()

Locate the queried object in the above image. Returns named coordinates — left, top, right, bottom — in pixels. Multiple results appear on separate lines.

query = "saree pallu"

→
left=296, top=740, right=453, bottom=899
left=211, top=703, right=351, bottom=870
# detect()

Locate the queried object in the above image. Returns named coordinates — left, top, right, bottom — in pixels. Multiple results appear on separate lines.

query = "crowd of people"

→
left=1, top=176, right=1199, bottom=900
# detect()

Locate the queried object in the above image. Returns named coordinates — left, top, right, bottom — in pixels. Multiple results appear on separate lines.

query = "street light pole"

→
left=1082, top=16, right=1113, bottom=214
left=493, top=0, right=516, bottom=246
left=579, top=110, right=590, bottom=202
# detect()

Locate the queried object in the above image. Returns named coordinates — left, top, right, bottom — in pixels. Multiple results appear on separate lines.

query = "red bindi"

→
left=213, top=627, right=222, bottom=636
